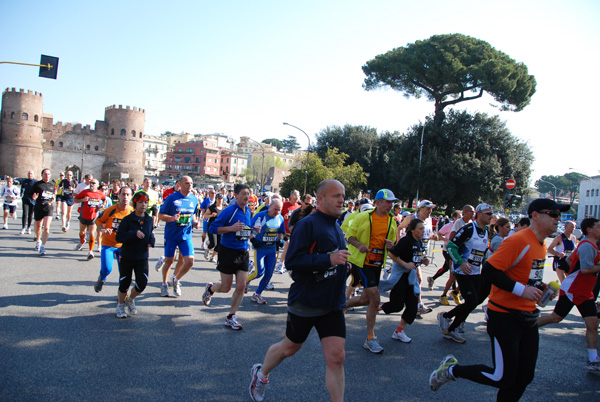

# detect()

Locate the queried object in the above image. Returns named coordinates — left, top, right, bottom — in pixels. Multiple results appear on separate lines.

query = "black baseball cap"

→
left=527, top=198, right=570, bottom=217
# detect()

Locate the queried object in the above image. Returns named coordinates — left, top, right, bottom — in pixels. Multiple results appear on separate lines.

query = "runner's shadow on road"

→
left=0, top=292, right=97, bottom=308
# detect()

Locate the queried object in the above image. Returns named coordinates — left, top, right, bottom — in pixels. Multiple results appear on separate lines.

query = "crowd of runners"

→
left=2, top=169, right=600, bottom=402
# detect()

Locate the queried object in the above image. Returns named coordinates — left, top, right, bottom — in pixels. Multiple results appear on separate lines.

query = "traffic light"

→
left=504, top=194, right=512, bottom=208
left=511, top=194, right=522, bottom=208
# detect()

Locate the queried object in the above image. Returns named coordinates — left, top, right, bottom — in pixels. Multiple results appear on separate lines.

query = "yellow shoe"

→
left=440, top=296, right=450, bottom=306
left=451, top=292, right=463, bottom=305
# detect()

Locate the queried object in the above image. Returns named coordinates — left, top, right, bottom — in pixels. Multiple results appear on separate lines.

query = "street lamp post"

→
left=569, top=167, right=599, bottom=185
left=283, top=122, right=310, bottom=195
left=537, top=178, right=557, bottom=201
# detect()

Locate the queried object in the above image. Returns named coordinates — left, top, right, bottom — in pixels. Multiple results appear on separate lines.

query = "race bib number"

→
left=527, top=259, right=546, bottom=288
left=41, top=191, right=54, bottom=201
left=63, top=190, right=72, bottom=197
left=366, top=247, right=385, bottom=267
left=467, top=249, right=486, bottom=267
left=111, top=218, right=122, bottom=231
left=176, top=213, right=192, bottom=227
left=236, top=225, right=251, bottom=241
left=87, top=198, right=102, bottom=208
left=412, top=249, right=423, bottom=265
left=422, top=238, right=430, bottom=251
left=262, top=228, right=278, bottom=245
left=565, top=249, right=574, bottom=258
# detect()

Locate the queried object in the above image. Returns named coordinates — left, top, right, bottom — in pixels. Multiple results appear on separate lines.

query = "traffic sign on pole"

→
left=506, top=179, right=516, bottom=189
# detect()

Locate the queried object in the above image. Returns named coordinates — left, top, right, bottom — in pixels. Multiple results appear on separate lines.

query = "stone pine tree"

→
left=362, top=34, right=537, bottom=125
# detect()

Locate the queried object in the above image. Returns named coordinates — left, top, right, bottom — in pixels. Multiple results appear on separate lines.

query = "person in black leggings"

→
left=114, top=191, right=155, bottom=318
left=20, top=170, right=36, bottom=234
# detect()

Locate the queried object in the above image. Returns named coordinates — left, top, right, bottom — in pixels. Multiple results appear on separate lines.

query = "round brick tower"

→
left=0, top=88, right=44, bottom=177
left=102, top=105, right=146, bottom=183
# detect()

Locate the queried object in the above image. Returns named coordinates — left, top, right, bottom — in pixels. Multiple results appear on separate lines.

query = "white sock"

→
left=258, top=368, right=269, bottom=382
left=588, top=349, right=598, bottom=362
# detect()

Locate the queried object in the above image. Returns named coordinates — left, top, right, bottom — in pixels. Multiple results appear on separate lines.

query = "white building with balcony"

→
left=143, top=135, right=168, bottom=178
left=576, top=175, right=600, bottom=223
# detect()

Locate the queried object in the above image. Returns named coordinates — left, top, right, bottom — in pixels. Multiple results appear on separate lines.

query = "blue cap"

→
left=375, top=189, right=399, bottom=202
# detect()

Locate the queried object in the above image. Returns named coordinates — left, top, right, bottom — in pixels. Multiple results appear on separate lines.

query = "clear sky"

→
left=2, top=0, right=599, bottom=184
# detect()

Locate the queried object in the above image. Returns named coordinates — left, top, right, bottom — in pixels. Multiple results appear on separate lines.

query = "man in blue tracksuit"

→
left=246, top=198, right=286, bottom=304
left=202, top=183, right=252, bottom=330
left=249, top=179, right=351, bottom=402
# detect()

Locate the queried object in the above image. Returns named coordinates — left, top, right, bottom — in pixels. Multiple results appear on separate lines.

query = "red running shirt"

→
left=78, top=189, right=106, bottom=220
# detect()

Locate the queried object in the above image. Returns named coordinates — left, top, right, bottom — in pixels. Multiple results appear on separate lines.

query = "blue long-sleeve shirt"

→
left=286, top=210, right=348, bottom=312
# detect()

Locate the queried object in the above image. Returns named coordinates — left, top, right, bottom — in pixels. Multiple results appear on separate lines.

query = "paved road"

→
left=0, top=215, right=599, bottom=401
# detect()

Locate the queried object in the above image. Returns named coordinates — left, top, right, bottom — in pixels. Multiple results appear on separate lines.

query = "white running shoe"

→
left=225, top=314, right=243, bottom=330
left=427, top=276, right=435, bottom=290
left=249, top=363, right=269, bottom=402
left=202, top=283, right=213, bottom=306
left=125, top=296, right=137, bottom=315
left=27, top=228, right=32, bottom=235
left=35, top=240, right=42, bottom=251
left=160, top=283, right=169, bottom=297
left=418, top=304, right=433, bottom=315
left=444, top=330, right=466, bottom=344
left=275, top=262, right=286, bottom=274
left=392, top=330, right=412, bottom=343
left=87, top=251, right=94, bottom=260
left=438, top=312, right=452, bottom=335
left=171, top=277, right=181, bottom=297
left=39, top=245, right=46, bottom=256
left=116, top=304, right=127, bottom=318
left=155, top=256, right=165, bottom=272
left=20, top=228, right=27, bottom=235
left=75, top=242, right=84, bottom=251
left=2, top=223, right=7, bottom=230
left=363, top=336, right=384, bottom=354
left=251, top=293, right=267, bottom=304
left=429, top=355, right=457, bottom=391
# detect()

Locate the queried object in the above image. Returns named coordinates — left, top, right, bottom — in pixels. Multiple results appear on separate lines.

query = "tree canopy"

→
left=535, top=172, right=586, bottom=204
left=396, top=110, right=534, bottom=210
left=262, top=138, right=283, bottom=150
left=282, top=135, right=301, bottom=153
left=313, top=125, right=379, bottom=173
left=362, top=33, right=537, bottom=124
left=312, top=114, right=533, bottom=210
left=280, top=148, right=366, bottom=198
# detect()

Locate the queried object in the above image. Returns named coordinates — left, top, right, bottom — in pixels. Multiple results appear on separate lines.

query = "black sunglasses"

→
left=537, top=210, right=560, bottom=218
